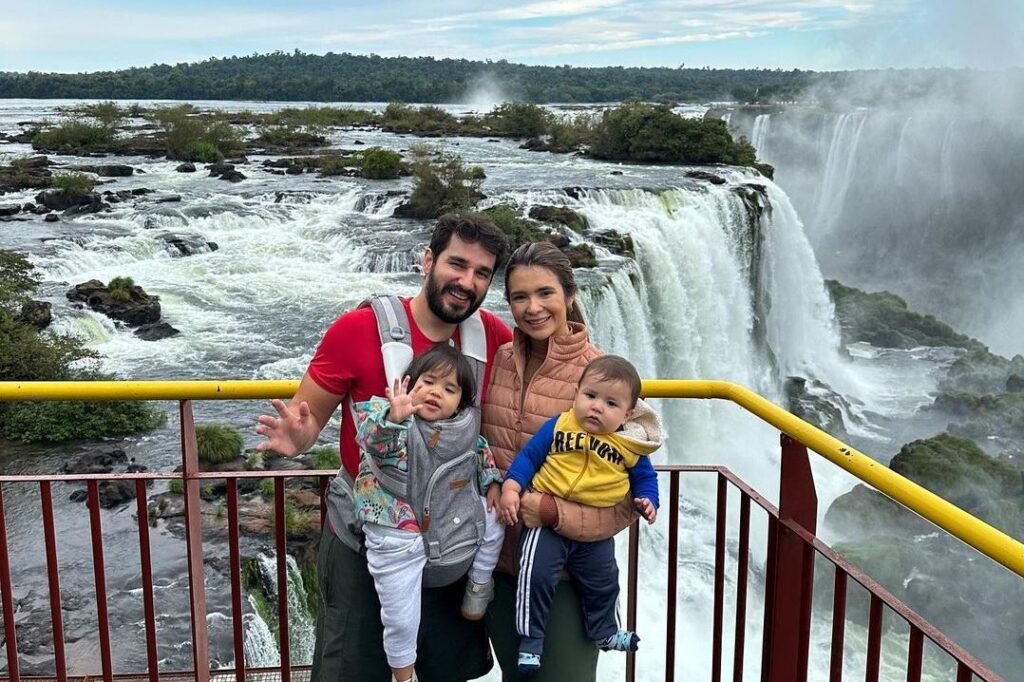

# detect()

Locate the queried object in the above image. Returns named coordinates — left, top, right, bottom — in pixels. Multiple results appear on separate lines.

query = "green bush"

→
left=382, top=102, right=459, bottom=134
left=195, top=424, right=244, bottom=465
left=360, top=147, right=403, bottom=179
left=399, top=147, right=484, bottom=218
left=246, top=450, right=265, bottom=470
left=108, top=276, right=134, bottom=292
left=153, top=105, right=244, bottom=161
left=259, top=478, right=276, bottom=497
left=181, top=141, right=223, bottom=163
left=81, top=101, right=126, bottom=127
left=589, top=100, right=757, bottom=166
left=482, top=204, right=547, bottom=250
left=32, top=118, right=115, bottom=151
left=311, top=446, right=341, bottom=470
left=0, top=399, right=167, bottom=442
left=52, top=172, right=94, bottom=197
left=255, top=125, right=326, bottom=148
left=168, top=479, right=184, bottom=495
left=484, top=103, right=552, bottom=138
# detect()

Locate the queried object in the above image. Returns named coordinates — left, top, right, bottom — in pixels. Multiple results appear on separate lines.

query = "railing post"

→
left=181, top=400, right=210, bottom=682
left=763, top=434, right=817, bottom=682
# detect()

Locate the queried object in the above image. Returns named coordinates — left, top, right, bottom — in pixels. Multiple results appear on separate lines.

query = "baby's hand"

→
left=634, top=497, right=657, bottom=524
left=385, top=376, right=422, bottom=423
left=486, top=482, right=501, bottom=512
left=500, top=487, right=521, bottom=526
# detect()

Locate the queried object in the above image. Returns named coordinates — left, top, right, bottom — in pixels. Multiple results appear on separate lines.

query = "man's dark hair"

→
left=580, top=355, right=642, bottom=407
left=428, top=212, right=509, bottom=272
left=405, top=343, right=478, bottom=412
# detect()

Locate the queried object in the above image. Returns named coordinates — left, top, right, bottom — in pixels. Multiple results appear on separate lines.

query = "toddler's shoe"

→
left=517, top=651, right=541, bottom=677
left=460, top=577, right=495, bottom=620
left=598, top=630, right=640, bottom=652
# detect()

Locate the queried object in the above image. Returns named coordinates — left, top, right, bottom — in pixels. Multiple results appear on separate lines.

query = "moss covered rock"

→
left=826, top=280, right=987, bottom=352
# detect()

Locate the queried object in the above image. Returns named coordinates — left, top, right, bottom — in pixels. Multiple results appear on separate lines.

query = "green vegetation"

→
left=826, top=280, right=988, bottom=352
left=588, top=100, right=757, bottom=165
left=52, top=172, right=94, bottom=197
left=151, top=105, right=244, bottom=162
left=0, top=51, right=967, bottom=104
left=482, top=205, right=547, bottom=250
left=0, top=250, right=166, bottom=442
left=106, top=276, right=135, bottom=302
left=483, top=103, right=552, bottom=138
left=246, top=450, right=265, bottom=470
left=195, top=424, right=245, bottom=465
left=310, top=446, right=341, bottom=471
left=382, top=102, right=461, bottom=134
left=254, top=125, right=326, bottom=148
left=168, top=479, right=184, bottom=495
left=360, top=146, right=403, bottom=180
left=259, top=478, right=276, bottom=498
left=32, top=118, right=116, bottom=152
left=396, top=148, right=485, bottom=219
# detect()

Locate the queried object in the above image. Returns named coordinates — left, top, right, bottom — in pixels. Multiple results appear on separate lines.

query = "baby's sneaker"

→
left=517, top=651, right=541, bottom=677
left=598, top=630, right=640, bottom=652
left=460, top=577, right=495, bottom=620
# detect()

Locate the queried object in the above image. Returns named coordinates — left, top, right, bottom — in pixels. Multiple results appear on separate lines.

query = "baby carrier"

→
left=328, top=295, right=489, bottom=587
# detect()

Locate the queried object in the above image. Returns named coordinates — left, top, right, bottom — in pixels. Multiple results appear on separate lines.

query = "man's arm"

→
left=255, top=371, right=344, bottom=457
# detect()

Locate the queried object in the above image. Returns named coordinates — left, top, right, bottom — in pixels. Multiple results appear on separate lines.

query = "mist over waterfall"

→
left=728, top=89, right=1024, bottom=356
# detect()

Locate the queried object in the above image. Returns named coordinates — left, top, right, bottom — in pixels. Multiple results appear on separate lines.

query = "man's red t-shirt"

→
left=307, top=298, right=512, bottom=476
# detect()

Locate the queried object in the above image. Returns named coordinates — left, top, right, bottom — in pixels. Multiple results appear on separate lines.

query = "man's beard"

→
left=425, top=270, right=485, bottom=324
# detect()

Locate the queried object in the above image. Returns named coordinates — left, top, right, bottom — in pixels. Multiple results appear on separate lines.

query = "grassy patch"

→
left=195, top=424, right=244, bottom=465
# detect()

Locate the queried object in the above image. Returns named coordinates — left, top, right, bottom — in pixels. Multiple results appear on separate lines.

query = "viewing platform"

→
left=0, top=379, right=1018, bottom=682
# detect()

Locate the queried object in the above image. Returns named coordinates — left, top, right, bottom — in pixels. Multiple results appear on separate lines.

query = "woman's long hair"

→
left=503, top=241, right=586, bottom=325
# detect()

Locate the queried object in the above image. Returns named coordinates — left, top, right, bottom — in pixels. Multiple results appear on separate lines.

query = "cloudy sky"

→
left=0, top=0, right=1020, bottom=73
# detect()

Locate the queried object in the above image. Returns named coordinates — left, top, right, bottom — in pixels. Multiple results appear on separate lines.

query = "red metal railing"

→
left=0, top=401, right=1006, bottom=681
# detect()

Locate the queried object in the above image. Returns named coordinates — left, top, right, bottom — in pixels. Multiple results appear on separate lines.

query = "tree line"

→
left=0, top=50, right=822, bottom=103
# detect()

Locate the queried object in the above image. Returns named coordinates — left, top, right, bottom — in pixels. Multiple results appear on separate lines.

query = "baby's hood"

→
left=617, top=398, right=664, bottom=456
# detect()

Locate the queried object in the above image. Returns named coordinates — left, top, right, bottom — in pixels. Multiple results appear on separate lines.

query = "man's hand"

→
left=484, top=482, right=501, bottom=512
left=500, top=481, right=522, bottom=526
left=256, top=398, right=321, bottom=457
left=634, top=497, right=657, bottom=524
left=386, top=376, right=423, bottom=423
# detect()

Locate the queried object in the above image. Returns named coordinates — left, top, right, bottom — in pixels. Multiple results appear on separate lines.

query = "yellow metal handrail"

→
left=2, top=378, right=1023, bottom=578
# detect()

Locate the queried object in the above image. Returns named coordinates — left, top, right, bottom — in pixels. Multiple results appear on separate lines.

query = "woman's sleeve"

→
left=552, top=494, right=636, bottom=542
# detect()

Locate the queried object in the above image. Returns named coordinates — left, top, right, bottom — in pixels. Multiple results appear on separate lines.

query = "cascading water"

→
left=247, top=552, right=316, bottom=665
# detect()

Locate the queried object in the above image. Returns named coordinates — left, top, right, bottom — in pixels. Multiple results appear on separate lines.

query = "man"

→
left=256, top=212, right=512, bottom=682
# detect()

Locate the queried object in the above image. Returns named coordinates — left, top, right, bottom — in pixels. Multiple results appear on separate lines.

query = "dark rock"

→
left=21, top=202, right=35, bottom=212
left=68, top=164, right=135, bottom=177
left=98, top=480, right=135, bottom=508
left=69, top=490, right=88, bottom=503
left=219, top=170, right=246, bottom=183
left=562, top=187, right=585, bottom=200
left=354, top=140, right=365, bottom=145
left=155, top=195, right=182, bottom=203
left=753, top=162, right=775, bottom=180
left=18, top=300, right=52, bottom=330
left=560, top=243, right=597, bottom=268
left=206, top=163, right=235, bottom=178
left=520, top=137, right=550, bottom=152
left=33, top=204, right=52, bottom=214
left=784, top=376, right=851, bottom=441
left=63, top=196, right=108, bottom=217
left=132, top=188, right=151, bottom=196
left=609, top=170, right=624, bottom=176
left=1007, top=374, right=1024, bottom=393
left=11, top=155, right=50, bottom=169
left=176, top=163, right=196, bottom=173
left=34, top=189, right=99, bottom=212
left=0, top=204, right=20, bottom=216
left=393, top=201, right=437, bottom=220
left=285, top=165, right=304, bottom=175
left=207, top=241, right=219, bottom=251
left=686, top=169, right=727, bottom=185
left=160, top=234, right=213, bottom=257
left=529, top=205, right=587, bottom=233
left=61, top=449, right=128, bottom=475
left=590, top=229, right=636, bottom=259
left=134, top=321, right=180, bottom=341
left=66, top=279, right=161, bottom=327
left=44, top=213, right=59, bottom=222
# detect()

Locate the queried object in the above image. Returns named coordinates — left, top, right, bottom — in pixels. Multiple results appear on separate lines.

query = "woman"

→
left=482, top=242, right=635, bottom=681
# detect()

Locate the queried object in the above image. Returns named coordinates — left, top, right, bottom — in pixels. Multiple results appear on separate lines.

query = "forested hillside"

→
left=2, top=50, right=814, bottom=102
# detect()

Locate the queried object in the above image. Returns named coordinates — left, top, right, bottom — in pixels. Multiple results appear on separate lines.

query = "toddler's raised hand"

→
left=385, top=376, right=422, bottom=422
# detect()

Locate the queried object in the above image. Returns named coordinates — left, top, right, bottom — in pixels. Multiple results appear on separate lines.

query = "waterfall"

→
left=939, top=120, right=956, bottom=199
left=248, top=552, right=316, bottom=665
left=243, top=598, right=281, bottom=667
left=750, top=114, right=771, bottom=158
left=811, top=113, right=868, bottom=237
left=894, top=116, right=913, bottom=186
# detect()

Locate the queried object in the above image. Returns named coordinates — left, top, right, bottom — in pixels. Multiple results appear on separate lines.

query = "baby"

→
left=501, top=354, right=662, bottom=678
